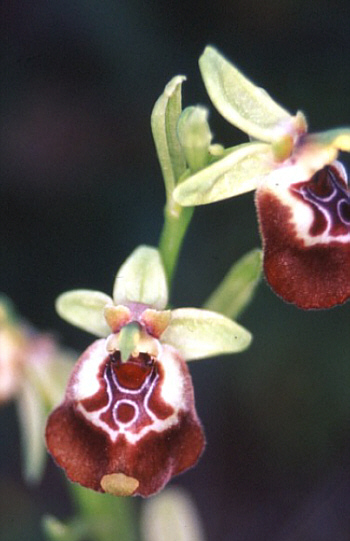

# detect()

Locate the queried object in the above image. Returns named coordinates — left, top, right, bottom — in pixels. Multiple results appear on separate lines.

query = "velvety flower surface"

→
left=46, top=338, right=204, bottom=497
left=256, top=161, right=350, bottom=309
left=174, top=46, right=350, bottom=310
left=46, top=246, right=252, bottom=497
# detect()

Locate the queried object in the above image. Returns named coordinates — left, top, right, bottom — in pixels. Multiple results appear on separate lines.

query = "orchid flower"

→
left=0, top=296, right=73, bottom=484
left=174, top=46, right=350, bottom=309
left=45, top=246, right=251, bottom=497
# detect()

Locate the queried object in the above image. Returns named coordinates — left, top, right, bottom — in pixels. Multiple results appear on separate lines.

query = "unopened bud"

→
left=177, top=106, right=212, bottom=172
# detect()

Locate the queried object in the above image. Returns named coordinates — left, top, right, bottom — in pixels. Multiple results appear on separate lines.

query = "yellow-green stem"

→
left=158, top=199, right=194, bottom=291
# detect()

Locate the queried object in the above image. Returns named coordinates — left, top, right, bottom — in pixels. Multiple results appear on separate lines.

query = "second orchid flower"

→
left=174, top=46, right=350, bottom=310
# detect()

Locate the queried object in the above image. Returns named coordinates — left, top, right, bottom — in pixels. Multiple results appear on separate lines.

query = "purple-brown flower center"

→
left=45, top=339, right=206, bottom=496
left=291, top=164, right=350, bottom=236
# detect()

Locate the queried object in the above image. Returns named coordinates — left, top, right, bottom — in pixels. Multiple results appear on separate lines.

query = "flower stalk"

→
left=158, top=201, right=194, bottom=287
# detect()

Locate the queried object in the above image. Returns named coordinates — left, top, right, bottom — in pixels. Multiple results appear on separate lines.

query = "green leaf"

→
left=16, top=378, right=47, bottom=484
left=204, top=249, right=262, bottom=319
left=173, top=142, right=273, bottom=206
left=56, top=290, right=112, bottom=337
left=161, top=308, right=252, bottom=360
left=69, top=484, right=137, bottom=541
left=199, top=46, right=292, bottom=142
left=42, top=515, right=88, bottom=541
left=113, top=246, right=168, bottom=310
left=151, top=75, right=187, bottom=197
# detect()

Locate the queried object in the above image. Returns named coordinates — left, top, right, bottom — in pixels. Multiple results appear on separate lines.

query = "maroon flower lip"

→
left=45, top=339, right=205, bottom=497
left=49, top=245, right=251, bottom=496
left=256, top=162, right=350, bottom=309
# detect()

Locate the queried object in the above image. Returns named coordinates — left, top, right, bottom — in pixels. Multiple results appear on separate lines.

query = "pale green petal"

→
left=173, top=142, right=273, bottom=206
left=161, top=308, right=252, bottom=360
left=199, top=46, right=292, bottom=142
left=306, top=128, right=350, bottom=152
left=177, top=106, right=212, bottom=172
left=56, top=290, right=113, bottom=337
left=151, top=75, right=187, bottom=196
left=141, top=487, right=206, bottom=541
left=113, top=246, right=168, bottom=310
left=204, top=249, right=262, bottom=319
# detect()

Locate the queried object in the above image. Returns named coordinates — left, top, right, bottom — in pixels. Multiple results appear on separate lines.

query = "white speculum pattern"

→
left=75, top=343, right=186, bottom=445
left=293, top=165, right=350, bottom=245
left=265, top=163, right=350, bottom=246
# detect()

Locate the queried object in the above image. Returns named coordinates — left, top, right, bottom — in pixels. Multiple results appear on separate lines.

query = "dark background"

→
left=2, top=1, right=350, bottom=540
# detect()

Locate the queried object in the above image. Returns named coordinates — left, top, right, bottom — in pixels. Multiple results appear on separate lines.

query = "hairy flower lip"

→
left=49, top=245, right=252, bottom=497
left=256, top=161, right=350, bottom=309
left=196, top=46, right=350, bottom=310
left=45, top=339, right=205, bottom=497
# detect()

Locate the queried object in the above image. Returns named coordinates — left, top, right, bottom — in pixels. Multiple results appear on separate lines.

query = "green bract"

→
left=204, top=248, right=262, bottom=320
left=56, top=245, right=252, bottom=361
left=151, top=76, right=187, bottom=198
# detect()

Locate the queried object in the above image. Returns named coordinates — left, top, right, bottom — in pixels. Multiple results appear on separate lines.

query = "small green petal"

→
left=151, top=75, right=187, bottom=196
left=204, top=249, right=262, bottom=319
left=177, top=106, right=213, bottom=172
left=161, top=308, right=252, bottom=361
left=173, top=142, right=273, bottom=206
left=113, top=246, right=168, bottom=310
left=199, top=46, right=292, bottom=142
left=306, top=128, right=350, bottom=152
left=56, top=290, right=113, bottom=336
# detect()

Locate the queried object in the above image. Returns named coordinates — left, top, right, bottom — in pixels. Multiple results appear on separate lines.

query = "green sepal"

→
left=113, top=246, right=168, bottom=310
left=173, top=142, right=273, bottom=206
left=151, top=75, right=187, bottom=197
left=56, top=290, right=113, bottom=337
left=204, top=249, right=262, bottom=319
left=160, top=307, right=252, bottom=360
left=199, top=46, right=292, bottom=142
